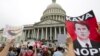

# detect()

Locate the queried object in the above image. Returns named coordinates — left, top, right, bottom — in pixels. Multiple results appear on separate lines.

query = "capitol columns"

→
left=33, top=28, right=35, bottom=38
left=50, top=27, right=52, bottom=40
left=37, top=28, right=39, bottom=40
left=46, top=27, right=48, bottom=40
left=27, top=30, right=30, bottom=39
left=64, top=27, right=66, bottom=34
left=31, top=30, right=34, bottom=38
left=41, top=27, right=44, bottom=40
left=24, top=30, right=27, bottom=40
left=55, top=27, right=57, bottom=40
left=59, top=26, right=61, bottom=34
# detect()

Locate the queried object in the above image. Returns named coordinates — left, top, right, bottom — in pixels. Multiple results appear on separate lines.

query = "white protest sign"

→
left=3, top=25, right=23, bottom=39
left=57, top=34, right=67, bottom=46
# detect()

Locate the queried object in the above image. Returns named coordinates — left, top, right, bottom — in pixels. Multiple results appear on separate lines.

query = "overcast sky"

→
left=0, top=0, right=100, bottom=29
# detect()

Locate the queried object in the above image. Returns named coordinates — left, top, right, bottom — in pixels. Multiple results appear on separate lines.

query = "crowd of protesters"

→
left=0, top=33, right=75, bottom=56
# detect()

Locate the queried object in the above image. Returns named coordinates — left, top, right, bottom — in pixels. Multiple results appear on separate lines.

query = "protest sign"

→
left=65, top=10, right=100, bottom=56
left=57, top=34, right=67, bottom=47
left=3, top=25, right=23, bottom=39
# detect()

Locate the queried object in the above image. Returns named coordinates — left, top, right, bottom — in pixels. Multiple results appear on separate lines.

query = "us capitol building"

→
left=0, top=0, right=66, bottom=44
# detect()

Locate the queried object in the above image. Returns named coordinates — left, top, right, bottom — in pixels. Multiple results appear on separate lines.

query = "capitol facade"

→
left=0, top=0, right=66, bottom=44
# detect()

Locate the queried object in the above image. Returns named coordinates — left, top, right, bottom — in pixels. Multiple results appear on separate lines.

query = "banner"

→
left=3, top=25, right=23, bottom=39
left=65, top=10, right=100, bottom=56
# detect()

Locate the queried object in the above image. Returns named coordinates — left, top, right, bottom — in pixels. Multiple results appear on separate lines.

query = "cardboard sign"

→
left=65, top=10, right=100, bottom=56
left=57, top=34, right=67, bottom=47
left=3, top=25, right=23, bottom=39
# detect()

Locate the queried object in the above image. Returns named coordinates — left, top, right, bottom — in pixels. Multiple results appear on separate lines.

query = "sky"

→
left=0, top=0, right=100, bottom=29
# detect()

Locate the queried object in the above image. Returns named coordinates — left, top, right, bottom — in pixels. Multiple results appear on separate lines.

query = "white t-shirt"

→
left=77, top=38, right=92, bottom=47
left=53, top=51, right=63, bottom=56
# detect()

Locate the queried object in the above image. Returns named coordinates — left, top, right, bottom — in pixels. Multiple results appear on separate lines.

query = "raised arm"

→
left=66, top=33, right=75, bottom=56
left=0, top=39, right=14, bottom=56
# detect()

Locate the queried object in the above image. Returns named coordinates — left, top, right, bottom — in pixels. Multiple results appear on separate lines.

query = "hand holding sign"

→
left=66, top=33, right=73, bottom=46
left=66, top=33, right=75, bottom=56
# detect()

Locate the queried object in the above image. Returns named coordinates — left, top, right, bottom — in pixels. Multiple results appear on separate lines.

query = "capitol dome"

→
left=41, top=0, right=66, bottom=22
left=47, top=2, right=62, bottom=9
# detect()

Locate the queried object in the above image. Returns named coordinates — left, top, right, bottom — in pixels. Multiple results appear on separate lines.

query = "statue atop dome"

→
left=52, top=0, right=56, bottom=3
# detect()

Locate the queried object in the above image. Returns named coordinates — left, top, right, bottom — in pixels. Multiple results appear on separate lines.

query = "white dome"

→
left=47, top=3, right=62, bottom=9
left=43, top=2, right=65, bottom=16
left=41, top=0, right=66, bottom=21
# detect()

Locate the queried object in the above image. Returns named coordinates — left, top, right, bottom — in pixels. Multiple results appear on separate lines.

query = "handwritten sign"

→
left=3, top=25, right=23, bottom=39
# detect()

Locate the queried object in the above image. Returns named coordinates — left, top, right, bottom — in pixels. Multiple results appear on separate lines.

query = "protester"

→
left=25, top=46, right=34, bottom=56
left=18, top=45, right=27, bottom=56
left=16, top=47, right=21, bottom=56
left=8, top=47, right=16, bottom=56
left=0, top=39, right=15, bottom=56
left=37, top=49, right=42, bottom=56
left=42, top=48, right=50, bottom=56
left=53, top=46, right=64, bottom=56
